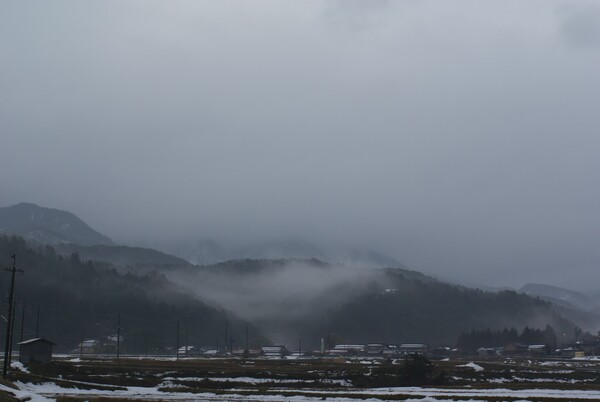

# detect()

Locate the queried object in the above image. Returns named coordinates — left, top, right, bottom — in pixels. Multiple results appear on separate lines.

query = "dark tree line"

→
left=456, top=325, right=558, bottom=354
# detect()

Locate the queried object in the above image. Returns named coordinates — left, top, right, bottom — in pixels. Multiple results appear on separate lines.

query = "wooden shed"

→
left=17, top=337, right=56, bottom=364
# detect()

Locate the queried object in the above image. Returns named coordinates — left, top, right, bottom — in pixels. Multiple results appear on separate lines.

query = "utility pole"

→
left=79, top=329, right=83, bottom=359
left=3, top=255, right=23, bottom=379
left=224, top=321, right=228, bottom=356
left=245, top=324, right=249, bottom=353
left=19, top=302, right=25, bottom=343
left=35, top=304, right=40, bottom=337
left=175, top=319, right=180, bottom=360
left=186, top=327, right=189, bottom=358
left=116, top=313, right=121, bottom=360
left=8, top=302, right=16, bottom=364
left=298, top=337, right=302, bottom=358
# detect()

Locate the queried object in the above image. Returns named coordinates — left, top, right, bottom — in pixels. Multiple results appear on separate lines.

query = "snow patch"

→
left=458, top=362, right=484, bottom=372
left=11, top=361, right=30, bottom=373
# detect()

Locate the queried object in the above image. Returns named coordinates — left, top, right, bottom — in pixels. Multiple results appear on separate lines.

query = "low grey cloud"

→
left=1, top=1, right=599, bottom=291
left=557, top=2, right=600, bottom=49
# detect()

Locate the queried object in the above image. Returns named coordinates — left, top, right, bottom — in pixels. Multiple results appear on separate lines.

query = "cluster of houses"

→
left=13, top=336, right=600, bottom=367
left=125, top=343, right=430, bottom=359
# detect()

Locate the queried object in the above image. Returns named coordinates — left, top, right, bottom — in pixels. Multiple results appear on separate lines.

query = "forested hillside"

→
left=168, top=260, right=584, bottom=348
left=0, top=236, right=264, bottom=353
left=322, top=269, right=577, bottom=347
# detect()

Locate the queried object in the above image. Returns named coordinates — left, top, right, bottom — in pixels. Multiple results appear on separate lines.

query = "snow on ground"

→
left=458, top=362, right=484, bottom=372
left=10, top=360, right=30, bottom=373
left=0, top=382, right=53, bottom=401
left=160, top=376, right=353, bottom=387
left=486, top=377, right=594, bottom=384
left=10, top=381, right=600, bottom=401
left=573, top=356, right=600, bottom=361
left=9, top=382, right=456, bottom=401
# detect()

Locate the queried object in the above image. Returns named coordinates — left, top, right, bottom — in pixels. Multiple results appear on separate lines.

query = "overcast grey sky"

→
left=2, top=1, right=600, bottom=290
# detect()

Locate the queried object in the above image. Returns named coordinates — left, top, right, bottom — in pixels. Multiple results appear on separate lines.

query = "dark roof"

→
left=17, top=337, right=56, bottom=346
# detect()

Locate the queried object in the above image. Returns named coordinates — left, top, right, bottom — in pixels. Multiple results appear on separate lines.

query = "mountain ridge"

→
left=0, top=202, right=114, bottom=246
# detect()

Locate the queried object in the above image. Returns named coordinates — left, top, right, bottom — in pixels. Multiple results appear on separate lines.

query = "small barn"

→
left=18, top=337, right=56, bottom=364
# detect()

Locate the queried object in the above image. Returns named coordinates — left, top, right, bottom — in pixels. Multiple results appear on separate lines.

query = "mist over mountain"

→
left=160, top=237, right=403, bottom=268
left=2, top=202, right=599, bottom=350
left=0, top=203, right=114, bottom=246
left=521, top=283, right=600, bottom=313
left=54, top=243, right=192, bottom=269
left=166, top=258, right=593, bottom=348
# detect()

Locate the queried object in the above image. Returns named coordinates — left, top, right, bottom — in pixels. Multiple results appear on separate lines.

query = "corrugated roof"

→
left=17, top=337, right=56, bottom=345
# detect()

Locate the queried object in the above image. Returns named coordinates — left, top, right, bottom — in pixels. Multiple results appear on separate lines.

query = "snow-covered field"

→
left=4, top=357, right=600, bottom=401
left=6, top=381, right=600, bottom=401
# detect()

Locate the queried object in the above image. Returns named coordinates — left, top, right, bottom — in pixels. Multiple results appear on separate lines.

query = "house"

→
left=201, top=347, right=219, bottom=357
left=261, top=346, right=287, bottom=359
left=528, top=344, right=550, bottom=356
left=431, top=346, right=451, bottom=358
left=177, top=345, right=198, bottom=357
left=366, top=343, right=385, bottom=355
left=503, top=343, right=528, bottom=356
left=383, top=344, right=400, bottom=357
left=399, top=343, right=427, bottom=355
left=77, top=339, right=102, bottom=355
left=18, top=338, right=56, bottom=364
left=574, top=340, right=596, bottom=356
left=477, top=347, right=497, bottom=357
left=558, top=346, right=584, bottom=358
left=384, top=344, right=399, bottom=356
left=330, top=344, right=366, bottom=356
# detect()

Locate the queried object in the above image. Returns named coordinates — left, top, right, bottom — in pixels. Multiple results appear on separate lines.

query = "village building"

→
left=503, top=343, right=529, bottom=356
left=330, top=344, right=366, bottom=356
left=528, top=344, right=550, bottom=356
left=201, top=347, right=219, bottom=357
left=399, top=343, right=427, bottom=355
left=383, top=344, right=400, bottom=357
left=261, top=346, right=287, bottom=359
left=477, top=347, right=497, bottom=357
left=76, top=339, right=102, bottom=355
left=558, top=346, right=584, bottom=358
left=366, top=343, right=385, bottom=355
left=18, top=338, right=56, bottom=364
left=177, top=345, right=198, bottom=357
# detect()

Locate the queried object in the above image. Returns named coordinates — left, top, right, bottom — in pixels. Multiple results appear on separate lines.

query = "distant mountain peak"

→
left=0, top=202, right=114, bottom=246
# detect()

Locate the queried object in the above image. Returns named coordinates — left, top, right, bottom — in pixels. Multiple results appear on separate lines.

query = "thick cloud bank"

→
left=2, top=1, right=599, bottom=290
